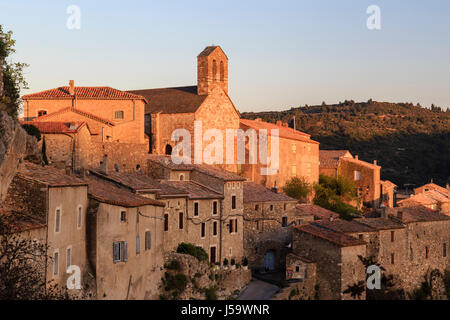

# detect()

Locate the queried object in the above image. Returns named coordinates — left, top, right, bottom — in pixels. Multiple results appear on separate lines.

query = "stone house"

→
left=292, top=223, right=367, bottom=300
left=239, top=119, right=320, bottom=192
left=85, top=178, right=166, bottom=300
left=147, top=155, right=245, bottom=266
left=399, top=182, right=450, bottom=215
left=319, top=150, right=383, bottom=208
left=242, top=181, right=298, bottom=271
left=2, top=162, right=90, bottom=291
left=21, top=82, right=150, bottom=173
left=20, top=121, right=92, bottom=171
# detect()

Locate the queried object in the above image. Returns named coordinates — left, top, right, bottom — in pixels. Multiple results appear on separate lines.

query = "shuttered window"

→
left=55, top=209, right=61, bottom=233
left=145, top=231, right=151, bottom=250
left=136, top=235, right=140, bottom=254
left=113, top=241, right=128, bottom=263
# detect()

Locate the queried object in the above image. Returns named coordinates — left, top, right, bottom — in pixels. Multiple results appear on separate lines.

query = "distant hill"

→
left=241, top=100, right=450, bottom=188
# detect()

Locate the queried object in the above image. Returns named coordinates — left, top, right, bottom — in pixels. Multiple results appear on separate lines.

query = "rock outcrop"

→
left=0, top=111, right=41, bottom=202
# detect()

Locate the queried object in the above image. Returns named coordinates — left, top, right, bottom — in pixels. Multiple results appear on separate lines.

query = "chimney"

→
left=283, top=122, right=288, bottom=127
left=276, top=120, right=282, bottom=126
left=69, top=80, right=75, bottom=96
left=99, top=155, right=108, bottom=174
left=271, top=181, right=278, bottom=193
left=355, top=155, right=359, bottom=160
left=255, top=118, right=262, bottom=122
left=374, top=160, right=377, bottom=166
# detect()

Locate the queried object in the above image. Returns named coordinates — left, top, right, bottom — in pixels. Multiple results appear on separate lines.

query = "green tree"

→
left=41, top=136, right=49, bottom=165
left=282, top=177, right=312, bottom=203
left=0, top=24, right=29, bottom=118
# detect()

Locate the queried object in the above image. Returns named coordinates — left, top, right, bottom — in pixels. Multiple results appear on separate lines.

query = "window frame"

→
left=114, top=110, right=125, bottom=120
left=55, top=207, right=62, bottom=234
left=194, top=202, right=199, bottom=217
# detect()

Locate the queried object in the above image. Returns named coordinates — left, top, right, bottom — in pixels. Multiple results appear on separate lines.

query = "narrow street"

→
left=238, top=280, right=280, bottom=300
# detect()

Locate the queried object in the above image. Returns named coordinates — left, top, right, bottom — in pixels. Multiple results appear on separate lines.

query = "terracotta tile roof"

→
left=89, top=169, right=188, bottom=197
left=381, top=180, right=398, bottom=189
left=243, top=182, right=297, bottom=203
left=340, top=157, right=380, bottom=170
left=422, top=190, right=450, bottom=203
left=18, top=162, right=88, bottom=188
left=312, top=219, right=375, bottom=234
left=387, top=206, right=450, bottom=223
left=295, top=204, right=339, bottom=220
left=23, top=86, right=147, bottom=102
left=198, top=46, right=228, bottom=59
left=319, top=150, right=352, bottom=169
left=148, top=155, right=195, bottom=171
left=20, top=121, right=88, bottom=134
left=0, top=209, right=46, bottom=233
left=240, top=119, right=319, bottom=145
left=33, top=107, right=115, bottom=126
left=86, top=178, right=165, bottom=208
left=129, top=86, right=207, bottom=114
left=415, top=183, right=449, bottom=197
left=355, top=218, right=404, bottom=230
left=161, top=181, right=222, bottom=200
left=398, top=192, right=440, bottom=207
left=294, top=224, right=366, bottom=247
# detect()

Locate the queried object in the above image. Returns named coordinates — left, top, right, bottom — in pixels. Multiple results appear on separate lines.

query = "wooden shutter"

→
left=123, top=242, right=128, bottom=262
left=136, top=235, right=140, bottom=254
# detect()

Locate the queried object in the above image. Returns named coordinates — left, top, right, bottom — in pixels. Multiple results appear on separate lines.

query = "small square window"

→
left=354, top=171, right=361, bottom=181
left=120, top=211, right=126, bottom=222
left=114, top=111, right=124, bottom=119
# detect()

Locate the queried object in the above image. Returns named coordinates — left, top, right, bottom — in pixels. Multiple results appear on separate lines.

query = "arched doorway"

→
left=165, top=144, right=172, bottom=155
left=264, top=250, right=275, bottom=271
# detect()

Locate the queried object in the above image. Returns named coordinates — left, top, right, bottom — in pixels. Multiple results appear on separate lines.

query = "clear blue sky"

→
left=1, top=0, right=450, bottom=112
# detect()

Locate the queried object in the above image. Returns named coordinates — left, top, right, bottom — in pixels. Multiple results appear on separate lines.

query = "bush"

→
left=231, top=259, right=236, bottom=266
left=176, top=243, right=208, bottom=262
left=282, top=177, right=312, bottom=202
left=165, top=260, right=181, bottom=271
left=223, top=258, right=229, bottom=266
left=21, top=124, right=41, bottom=141
left=204, top=287, right=218, bottom=300
left=164, top=273, right=188, bottom=293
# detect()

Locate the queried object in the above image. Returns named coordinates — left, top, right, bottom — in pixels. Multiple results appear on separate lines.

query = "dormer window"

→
left=37, top=110, right=47, bottom=117
left=114, top=111, right=124, bottom=119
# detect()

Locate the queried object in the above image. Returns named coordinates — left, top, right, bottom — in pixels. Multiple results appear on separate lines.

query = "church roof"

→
left=128, top=86, right=207, bottom=114
left=198, top=46, right=229, bottom=59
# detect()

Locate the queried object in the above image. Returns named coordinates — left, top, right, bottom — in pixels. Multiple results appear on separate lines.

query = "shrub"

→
left=231, top=259, right=236, bottom=266
left=204, top=287, right=218, bottom=300
left=165, top=260, right=181, bottom=271
left=282, top=177, right=312, bottom=202
left=223, top=258, right=229, bottom=266
left=176, top=243, right=208, bottom=262
left=21, top=124, right=41, bottom=141
left=164, top=273, right=188, bottom=293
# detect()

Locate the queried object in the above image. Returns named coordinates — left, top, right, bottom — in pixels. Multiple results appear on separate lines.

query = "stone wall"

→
left=161, top=252, right=251, bottom=300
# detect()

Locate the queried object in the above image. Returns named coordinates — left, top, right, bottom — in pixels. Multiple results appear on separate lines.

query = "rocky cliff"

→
left=0, top=111, right=41, bottom=202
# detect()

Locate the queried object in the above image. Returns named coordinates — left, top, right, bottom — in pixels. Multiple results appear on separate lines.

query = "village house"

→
left=239, top=119, right=320, bottom=192
left=398, top=182, right=450, bottom=215
left=21, top=82, right=150, bottom=173
left=242, top=181, right=298, bottom=271
left=85, top=177, right=166, bottom=300
left=147, top=155, right=245, bottom=266
left=295, top=203, right=339, bottom=221
left=319, top=150, right=385, bottom=208
left=2, top=162, right=90, bottom=291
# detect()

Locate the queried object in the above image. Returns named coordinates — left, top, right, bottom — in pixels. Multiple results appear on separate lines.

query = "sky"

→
left=1, top=0, right=450, bottom=112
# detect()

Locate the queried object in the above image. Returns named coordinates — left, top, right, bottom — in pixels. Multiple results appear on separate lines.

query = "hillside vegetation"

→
left=242, top=100, right=450, bottom=187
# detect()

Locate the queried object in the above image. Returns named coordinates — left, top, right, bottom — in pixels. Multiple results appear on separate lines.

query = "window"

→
left=145, top=231, right=151, bottom=250
left=194, top=202, right=199, bottom=216
left=270, top=205, right=274, bottom=211
left=229, top=219, right=238, bottom=233
left=53, top=251, right=59, bottom=276
left=179, top=212, right=184, bottom=229
left=179, top=173, right=185, bottom=181
left=391, top=253, right=395, bottom=265
left=136, top=235, right=140, bottom=254
left=256, top=220, right=260, bottom=230
left=37, top=110, right=47, bottom=117
left=426, top=246, right=429, bottom=259
left=120, top=211, right=126, bottom=223
left=55, top=208, right=61, bottom=233
left=255, top=204, right=259, bottom=211
left=212, top=60, right=218, bottom=80
left=282, top=217, right=288, bottom=228
left=66, top=247, right=72, bottom=269
left=212, top=201, right=218, bottom=215
left=292, top=165, right=297, bottom=177
left=114, top=111, right=124, bottom=119
left=113, top=241, right=128, bottom=263
left=77, top=206, right=82, bottom=229
left=201, top=223, right=206, bottom=238
left=231, top=196, right=236, bottom=210
left=359, top=234, right=364, bottom=241
left=354, top=171, right=361, bottom=181
left=284, top=204, right=288, bottom=211
left=213, top=221, right=218, bottom=236
left=295, top=266, right=300, bottom=272
left=444, top=243, right=447, bottom=257
left=220, top=61, right=225, bottom=82
left=292, top=143, right=297, bottom=154
left=297, top=219, right=303, bottom=225
left=391, top=231, right=395, bottom=242
left=164, top=214, right=169, bottom=231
